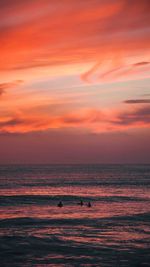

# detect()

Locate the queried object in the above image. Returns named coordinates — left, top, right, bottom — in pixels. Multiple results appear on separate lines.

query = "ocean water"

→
left=0, top=164, right=150, bottom=267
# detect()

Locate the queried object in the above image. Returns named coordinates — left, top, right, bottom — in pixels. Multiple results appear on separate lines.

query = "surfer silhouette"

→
left=87, top=202, right=91, bottom=207
left=80, top=200, right=83, bottom=206
left=57, top=201, right=63, bottom=207
left=78, top=200, right=83, bottom=206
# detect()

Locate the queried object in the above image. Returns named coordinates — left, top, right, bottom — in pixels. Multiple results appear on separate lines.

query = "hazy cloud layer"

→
left=0, top=0, right=150, bottom=76
left=0, top=1, right=150, bottom=163
left=0, top=80, right=23, bottom=96
left=0, top=105, right=150, bottom=134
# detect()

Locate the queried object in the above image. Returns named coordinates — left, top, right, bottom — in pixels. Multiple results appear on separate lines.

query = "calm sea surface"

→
left=0, top=164, right=150, bottom=266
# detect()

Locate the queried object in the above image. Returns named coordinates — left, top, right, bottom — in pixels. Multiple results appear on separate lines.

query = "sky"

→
left=0, top=0, right=150, bottom=164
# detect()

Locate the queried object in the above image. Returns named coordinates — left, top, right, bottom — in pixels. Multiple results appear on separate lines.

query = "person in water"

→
left=80, top=200, right=83, bottom=206
left=87, top=202, right=91, bottom=207
left=57, top=201, right=63, bottom=207
left=77, top=200, right=83, bottom=206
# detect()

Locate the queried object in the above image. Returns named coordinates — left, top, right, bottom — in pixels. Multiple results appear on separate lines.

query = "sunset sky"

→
left=0, top=0, right=150, bottom=164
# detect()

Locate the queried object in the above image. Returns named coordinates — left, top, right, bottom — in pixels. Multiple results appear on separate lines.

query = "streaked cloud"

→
left=124, top=99, right=150, bottom=104
left=0, top=0, right=150, bottom=76
left=113, top=106, right=150, bottom=126
left=133, top=61, right=150, bottom=67
left=0, top=105, right=150, bottom=134
left=0, top=80, right=23, bottom=96
left=0, top=1, right=150, bottom=163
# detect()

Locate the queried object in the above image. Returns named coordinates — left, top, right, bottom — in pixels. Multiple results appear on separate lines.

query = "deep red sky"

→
left=0, top=0, right=150, bottom=163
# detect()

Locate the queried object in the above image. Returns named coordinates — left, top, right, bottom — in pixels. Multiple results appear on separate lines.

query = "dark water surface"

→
left=0, top=164, right=150, bottom=266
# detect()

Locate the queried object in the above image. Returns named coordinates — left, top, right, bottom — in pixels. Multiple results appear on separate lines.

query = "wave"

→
left=2, top=179, right=150, bottom=188
left=0, top=212, right=149, bottom=228
left=1, top=213, right=150, bottom=266
left=0, top=236, right=149, bottom=267
left=1, top=232, right=149, bottom=267
left=0, top=194, right=149, bottom=206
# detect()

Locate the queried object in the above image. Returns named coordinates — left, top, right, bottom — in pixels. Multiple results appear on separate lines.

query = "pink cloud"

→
left=0, top=0, right=150, bottom=74
left=0, top=105, right=150, bottom=134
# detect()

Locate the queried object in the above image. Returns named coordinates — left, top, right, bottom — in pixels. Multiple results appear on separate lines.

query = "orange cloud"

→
left=0, top=0, right=150, bottom=76
left=0, top=80, right=23, bottom=96
left=0, top=105, right=150, bottom=134
left=81, top=62, right=102, bottom=83
left=100, top=61, right=150, bottom=82
left=0, top=1, right=150, bottom=136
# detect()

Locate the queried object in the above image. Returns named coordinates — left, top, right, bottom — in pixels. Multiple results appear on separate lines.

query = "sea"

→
left=0, top=164, right=150, bottom=267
